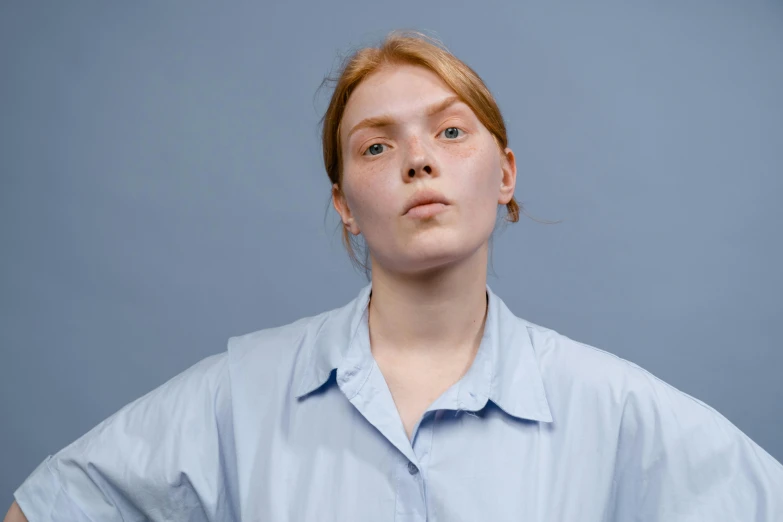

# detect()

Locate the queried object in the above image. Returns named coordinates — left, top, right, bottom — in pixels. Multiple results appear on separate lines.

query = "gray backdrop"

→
left=1, top=1, right=781, bottom=507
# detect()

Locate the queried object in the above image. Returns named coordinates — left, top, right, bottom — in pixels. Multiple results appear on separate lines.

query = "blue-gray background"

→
left=1, top=1, right=781, bottom=507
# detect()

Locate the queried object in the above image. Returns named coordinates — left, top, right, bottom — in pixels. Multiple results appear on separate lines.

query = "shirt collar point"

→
left=294, top=283, right=373, bottom=401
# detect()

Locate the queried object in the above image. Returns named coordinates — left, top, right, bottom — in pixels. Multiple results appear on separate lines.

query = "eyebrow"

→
left=346, top=95, right=464, bottom=142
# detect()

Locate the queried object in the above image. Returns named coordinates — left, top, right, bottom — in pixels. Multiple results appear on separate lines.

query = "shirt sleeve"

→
left=611, top=365, right=783, bottom=521
left=13, top=351, right=238, bottom=522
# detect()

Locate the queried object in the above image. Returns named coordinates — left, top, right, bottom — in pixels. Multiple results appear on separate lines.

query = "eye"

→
left=441, top=127, right=464, bottom=139
left=362, top=143, right=387, bottom=156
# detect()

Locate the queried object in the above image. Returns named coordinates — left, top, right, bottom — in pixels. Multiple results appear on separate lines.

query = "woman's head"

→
left=321, top=31, right=518, bottom=277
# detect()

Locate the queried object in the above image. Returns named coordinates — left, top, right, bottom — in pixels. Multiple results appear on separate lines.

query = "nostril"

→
left=408, top=169, right=415, bottom=177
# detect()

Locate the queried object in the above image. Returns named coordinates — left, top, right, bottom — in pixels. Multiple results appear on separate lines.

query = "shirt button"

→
left=407, top=462, right=419, bottom=475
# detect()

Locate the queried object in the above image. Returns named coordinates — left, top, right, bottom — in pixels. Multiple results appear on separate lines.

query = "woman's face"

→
left=333, top=63, right=517, bottom=275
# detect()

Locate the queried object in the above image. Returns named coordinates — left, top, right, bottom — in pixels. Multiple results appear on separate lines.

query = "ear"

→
left=498, top=147, right=517, bottom=205
left=332, top=183, right=361, bottom=235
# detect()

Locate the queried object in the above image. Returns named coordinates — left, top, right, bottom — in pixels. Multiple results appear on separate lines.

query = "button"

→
left=407, top=461, right=419, bottom=475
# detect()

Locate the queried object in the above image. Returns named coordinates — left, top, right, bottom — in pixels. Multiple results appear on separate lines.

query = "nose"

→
left=407, top=165, right=432, bottom=178
left=404, top=136, right=437, bottom=180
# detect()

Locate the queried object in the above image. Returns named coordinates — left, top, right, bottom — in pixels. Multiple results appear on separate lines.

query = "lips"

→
left=403, top=189, right=451, bottom=215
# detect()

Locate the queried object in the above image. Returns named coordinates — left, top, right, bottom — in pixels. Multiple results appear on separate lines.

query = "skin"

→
left=3, top=501, right=26, bottom=522
left=332, top=63, right=517, bottom=437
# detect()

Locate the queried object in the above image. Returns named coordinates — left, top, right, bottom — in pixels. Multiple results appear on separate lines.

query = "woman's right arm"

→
left=3, top=501, right=29, bottom=522
left=8, top=351, right=236, bottom=521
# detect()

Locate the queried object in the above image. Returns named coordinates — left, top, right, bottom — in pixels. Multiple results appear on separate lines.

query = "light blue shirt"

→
left=15, top=283, right=783, bottom=521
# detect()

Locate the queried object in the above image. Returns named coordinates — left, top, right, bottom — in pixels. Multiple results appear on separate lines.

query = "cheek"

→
left=451, top=142, right=479, bottom=160
left=343, top=167, right=397, bottom=222
left=452, top=146, right=502, bottom=201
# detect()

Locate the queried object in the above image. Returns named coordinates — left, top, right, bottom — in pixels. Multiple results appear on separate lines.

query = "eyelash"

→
left=361, top=127, right=466, bottom=156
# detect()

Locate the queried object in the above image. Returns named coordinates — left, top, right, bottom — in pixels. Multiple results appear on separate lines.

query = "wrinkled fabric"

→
left=15, top=282, right=783, bottom=521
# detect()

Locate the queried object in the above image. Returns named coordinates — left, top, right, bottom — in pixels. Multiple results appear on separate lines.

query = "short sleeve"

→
left=611, top=365, right=783, bottom=521
left=13, top=351, right=238, bottom=522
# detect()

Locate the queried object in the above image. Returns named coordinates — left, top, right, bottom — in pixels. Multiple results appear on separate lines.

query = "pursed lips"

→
left=402, top=189, right=450, bottom=215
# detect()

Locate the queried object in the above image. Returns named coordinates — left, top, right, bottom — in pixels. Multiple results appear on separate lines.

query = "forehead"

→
left=341, top=64, right=466, bottom=132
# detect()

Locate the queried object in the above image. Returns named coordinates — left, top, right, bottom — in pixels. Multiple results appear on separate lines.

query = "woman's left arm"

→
left=611, top=370, right=783, bottom=521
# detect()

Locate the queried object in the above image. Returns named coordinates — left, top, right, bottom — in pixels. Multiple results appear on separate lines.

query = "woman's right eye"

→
left=363, top=143, right=386, bottom=156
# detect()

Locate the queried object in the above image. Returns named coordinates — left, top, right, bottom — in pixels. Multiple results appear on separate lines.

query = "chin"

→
left=369, top=230, right=488, bottom=274
left=394, top=245, right=482, bottom=276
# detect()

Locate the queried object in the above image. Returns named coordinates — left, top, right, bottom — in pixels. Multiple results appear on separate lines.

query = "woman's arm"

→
left=610, top=368, right=783, bottom=520
left=3, top=501, right=29, bottom=522
left=10, top=351, right=236, bottom=521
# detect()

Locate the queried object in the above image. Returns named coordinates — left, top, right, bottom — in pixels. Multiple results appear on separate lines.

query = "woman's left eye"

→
left=441, top=127, right=464, bottom=139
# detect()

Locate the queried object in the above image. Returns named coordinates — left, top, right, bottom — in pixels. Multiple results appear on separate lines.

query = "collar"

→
left=292, top=282, right=553, bottom=424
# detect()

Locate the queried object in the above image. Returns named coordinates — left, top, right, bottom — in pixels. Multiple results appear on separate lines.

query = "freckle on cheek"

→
left=366, top=162, right=385, bottom=175
left=453, top=145, right=479, bottom=159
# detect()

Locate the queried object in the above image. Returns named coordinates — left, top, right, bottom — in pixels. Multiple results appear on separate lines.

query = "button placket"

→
left=396, top=454, right=426, bottom=522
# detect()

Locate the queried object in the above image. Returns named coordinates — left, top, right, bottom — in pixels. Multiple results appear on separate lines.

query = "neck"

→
left=367, top=243, right=489, bottom=360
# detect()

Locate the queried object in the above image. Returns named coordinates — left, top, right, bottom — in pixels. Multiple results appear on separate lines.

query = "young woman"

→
left=6, top=31, right=783, bottom=522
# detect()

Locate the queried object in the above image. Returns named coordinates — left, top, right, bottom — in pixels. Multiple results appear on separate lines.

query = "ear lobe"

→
left=345, top=220, right=361, bottom=235
left=332, top=184, right=360, bottom=234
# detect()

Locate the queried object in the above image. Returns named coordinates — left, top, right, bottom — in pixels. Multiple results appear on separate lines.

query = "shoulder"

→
left=522, top=318, right=783, bottom=473
left=522, top=319, right=650, bottom=398
left=224, top=308, right=336, bottom=391
left=227, top=310, right=330, bottom=362
left=521, top=318, right=731, bottom=431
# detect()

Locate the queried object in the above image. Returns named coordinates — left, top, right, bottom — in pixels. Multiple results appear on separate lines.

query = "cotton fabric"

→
left=14, top=282, right=783, bottom=520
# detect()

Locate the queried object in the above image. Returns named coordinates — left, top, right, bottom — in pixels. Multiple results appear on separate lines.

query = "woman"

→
left=6, top=30, right=783, bottom=522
